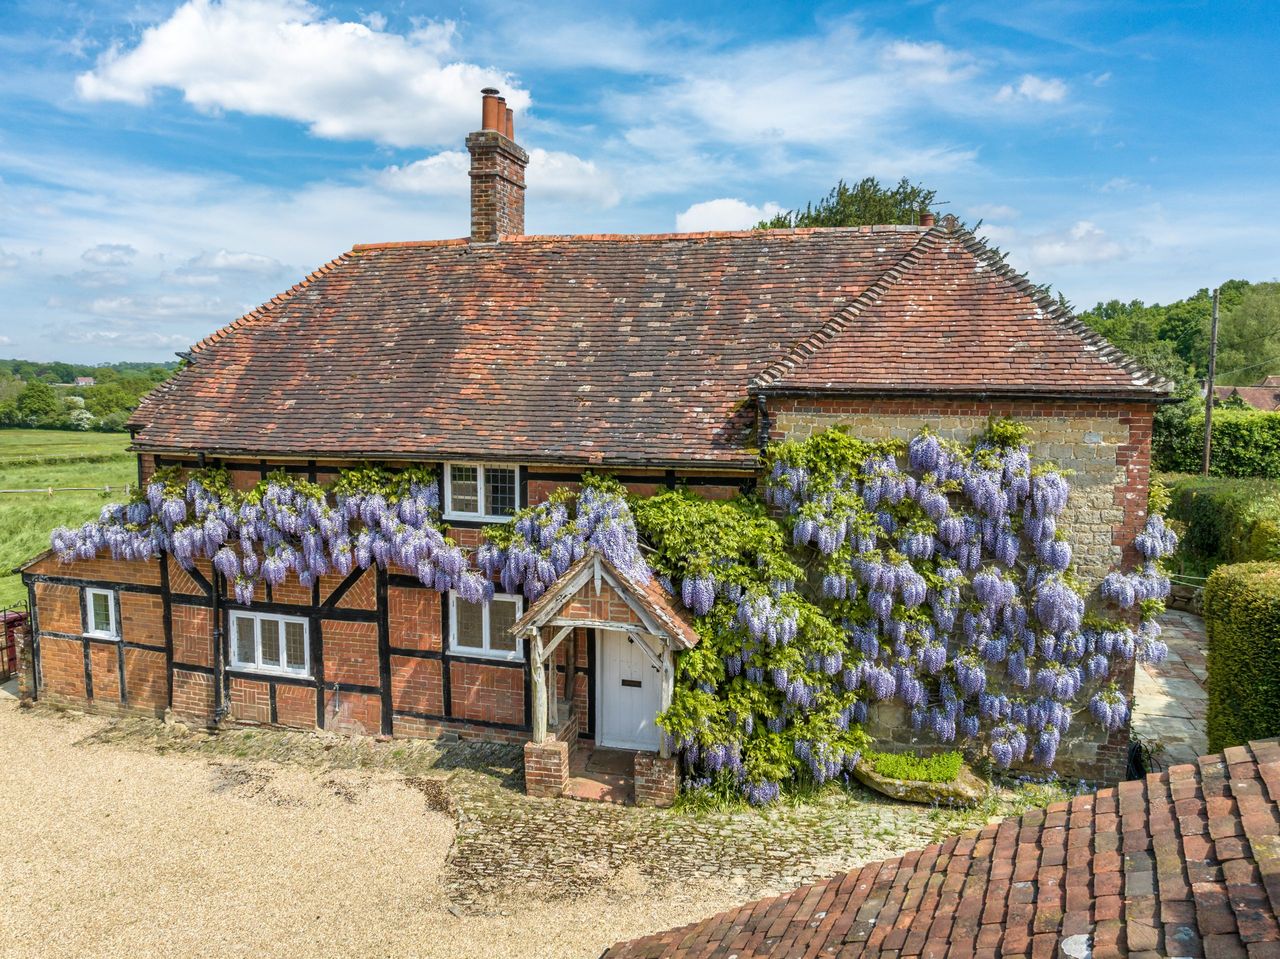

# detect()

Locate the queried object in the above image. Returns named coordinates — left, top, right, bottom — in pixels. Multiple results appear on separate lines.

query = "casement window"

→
left=230, top=611, right=310, bottom=676
left=83, top=588, right=118, bottom=639
left=449, top=591, right=524, bottom=661
left=444, top=462, right=520, bottom=521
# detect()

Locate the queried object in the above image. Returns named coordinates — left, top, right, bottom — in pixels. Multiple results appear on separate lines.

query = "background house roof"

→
left=129, top=225, right=1169, bottom=468
left=1213, top=384, right=1280, bottom=411
left=604, top=738, right=1280, bottom=958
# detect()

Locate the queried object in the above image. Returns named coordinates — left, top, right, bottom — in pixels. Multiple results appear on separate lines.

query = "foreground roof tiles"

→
left=130, top=226, right=1168, bottom=468
left=605, top=738, right=1280, bottom=958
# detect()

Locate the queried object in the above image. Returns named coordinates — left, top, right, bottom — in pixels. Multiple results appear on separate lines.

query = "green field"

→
left=0, top=430, right=135, bottom=607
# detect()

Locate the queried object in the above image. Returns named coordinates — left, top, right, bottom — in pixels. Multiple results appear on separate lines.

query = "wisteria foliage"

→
left=473, top=475, right=649, bottom=601
left=50, top=465, right=492, bottom=603
left=638, top=422, right=1176, bottom=804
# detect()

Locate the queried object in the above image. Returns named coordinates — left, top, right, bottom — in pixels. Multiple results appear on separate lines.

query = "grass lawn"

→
left=0, top=430, right=135, bottom=608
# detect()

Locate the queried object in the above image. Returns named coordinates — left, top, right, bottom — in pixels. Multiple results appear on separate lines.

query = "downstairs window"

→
left=230, top=611, right=310, bottom=676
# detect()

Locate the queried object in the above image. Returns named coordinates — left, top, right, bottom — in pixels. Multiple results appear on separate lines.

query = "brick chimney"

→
left=467, top=88, right=528, bottom=242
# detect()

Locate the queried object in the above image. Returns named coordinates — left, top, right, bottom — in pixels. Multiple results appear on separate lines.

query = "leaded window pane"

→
left=260, top=619, right=281, bottom=667
left=235, top=616, right=256, bottom=665
left=284, top=621, right=306, bottom=670
left=90, top=592, right=112, bottom=634
left=485, top=467, right=517, bottom=517
left=450, top=464, right=479, bottom=514
left=454, top=598, right=484, bottom=649
left=489, top=599, right=518, bottom=652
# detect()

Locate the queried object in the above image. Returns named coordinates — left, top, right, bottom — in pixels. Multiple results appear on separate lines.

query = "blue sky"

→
left=1, top=0, right=1277, bottom=363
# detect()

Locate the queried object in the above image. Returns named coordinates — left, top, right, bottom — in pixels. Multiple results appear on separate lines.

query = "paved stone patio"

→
left=1132, top=609, right=1209, bottom=767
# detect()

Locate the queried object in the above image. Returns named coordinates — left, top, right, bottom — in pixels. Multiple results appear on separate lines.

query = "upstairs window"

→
left=84, top=588, right=118, bottom=639
left=444, top=463, right=520, bottom=521
left=449, top=592, right=524, bottom=661
left=230, top=611, right=310, bottom=676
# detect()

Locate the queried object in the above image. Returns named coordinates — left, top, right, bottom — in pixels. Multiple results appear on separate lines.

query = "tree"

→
left=756, top=177, right=938, bottom=229
left=14, top=380, right=62, bottom=427
left=1215, top=282, right=1280, bottom=386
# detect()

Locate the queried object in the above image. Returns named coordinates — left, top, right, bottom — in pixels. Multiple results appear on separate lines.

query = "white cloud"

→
left=1100, top=177, right=1138, bottom=193
left=378, top=151, right=469, bottom=195
left=81, top=242, right=137, bottom=265
left=996, top=74, right=1068, bottom=104
left=380, top=148, right=620, bottom=208
left=0, top=249, right=19, bottom=270
left=675, top=198, right=783, bottom=233
left=968, top=204, right=1019, bottom=222
left=184, top=249, right=284, bottom=273
left=75, top=0, right=528, bottom=149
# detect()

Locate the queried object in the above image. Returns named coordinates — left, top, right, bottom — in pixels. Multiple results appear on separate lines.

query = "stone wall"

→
left=767, top=395, right=1158, bottom=782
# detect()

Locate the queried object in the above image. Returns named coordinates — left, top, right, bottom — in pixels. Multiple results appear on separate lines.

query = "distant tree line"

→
left=0, top=359, right=178, bottom=432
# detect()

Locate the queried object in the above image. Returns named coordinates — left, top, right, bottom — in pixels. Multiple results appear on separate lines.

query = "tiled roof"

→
left=605, top=738, right=1280, bottom=959
left=129, top=226, right=1168, bottom=469
left=756, top=229, right=1169, bottom=397
left=1214, top=385, right=1280, bottom=411
left=512, top=551, right=699, bottom=649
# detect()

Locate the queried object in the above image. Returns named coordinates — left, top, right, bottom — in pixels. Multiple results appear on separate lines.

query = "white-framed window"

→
left=84, top=588, right=118, bottom=639
left=444, top=462, right=520, bottom=521
left=229, top=610, right=310, bottom=677
left=449, top=591, right=524, bottom=661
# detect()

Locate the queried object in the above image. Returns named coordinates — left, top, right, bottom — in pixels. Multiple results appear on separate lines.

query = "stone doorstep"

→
left=563, top=773, right=633, bottom=805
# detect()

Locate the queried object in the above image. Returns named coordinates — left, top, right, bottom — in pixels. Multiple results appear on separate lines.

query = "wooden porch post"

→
left=530, top=630, right=547, bottom=742
left=659, top=644, right=675, bottom=759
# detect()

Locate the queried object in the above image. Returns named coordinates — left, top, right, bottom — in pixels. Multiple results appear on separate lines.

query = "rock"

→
left=852, top=758, right=989, bottom=806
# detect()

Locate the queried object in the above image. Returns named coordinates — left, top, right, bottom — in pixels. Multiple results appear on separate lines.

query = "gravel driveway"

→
left=0, top=699, right=733, bottom=959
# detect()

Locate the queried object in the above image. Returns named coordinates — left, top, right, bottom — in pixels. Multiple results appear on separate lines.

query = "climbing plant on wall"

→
left=632, top=420, right=1176, bottom=803
left=50, top=465, right=491, bottom=603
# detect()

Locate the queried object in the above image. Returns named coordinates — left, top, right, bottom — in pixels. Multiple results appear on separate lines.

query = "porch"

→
left=514, top=552, right=697, bottom=806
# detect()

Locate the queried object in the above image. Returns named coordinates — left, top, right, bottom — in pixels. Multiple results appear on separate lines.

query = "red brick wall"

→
left=119, top=591, right=164, bottom=646
left=41, top=636, right=85, bottom=699
left=390, top=655, right=444, bottom=715
left=25, top=552, right=162, bottom=587
left=34, top=583, right=81, bottom=634
left=449, top=661, right=524, bottom=727
left=275, top=684, right=317, bottom=729
left=172, top=669, right=214, bottom=723
left=389, top=587, right=440, bottom=651
left=269, top=576, right=313, bottom=607
left=230, top=677, right=271, bottom=723
left=124, top=648, right=167, bottom=710
left=89, top=644, right=121, bottom=701
left=324, top=689, right=381, bottom=735
left=322, top=619, right=379, bottom=686
left=172, top=604, right=212, bottom=667
left=320, top=569, right=375, bottom=610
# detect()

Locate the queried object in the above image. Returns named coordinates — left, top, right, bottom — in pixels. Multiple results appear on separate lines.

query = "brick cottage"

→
left=21, top=89, right=1170, bottom=800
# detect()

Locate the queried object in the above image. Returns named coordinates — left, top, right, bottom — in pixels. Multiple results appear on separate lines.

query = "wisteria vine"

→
left=637, top=420, right=1175, bottom=803
left=50, top=465, right=492, bottom=603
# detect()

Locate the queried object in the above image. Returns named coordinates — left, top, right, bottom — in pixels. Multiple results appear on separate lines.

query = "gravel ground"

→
left=0, top=700, right=734, bottom=959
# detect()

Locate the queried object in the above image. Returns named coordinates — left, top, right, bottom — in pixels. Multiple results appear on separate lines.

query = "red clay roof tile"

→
left=603, top=738, right=1280, bottom=958
left=129, top=225, right=1169, bottom=467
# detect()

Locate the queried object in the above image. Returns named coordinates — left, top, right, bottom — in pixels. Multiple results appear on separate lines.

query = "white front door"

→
left=597, top=630, right=662, bottom=751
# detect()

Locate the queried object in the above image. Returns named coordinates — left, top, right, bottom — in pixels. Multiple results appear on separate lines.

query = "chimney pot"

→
left=505, top=107, right=515, bottom=140
left=920, top=211, right=936, bottom=228
left=481, top=88, right=502, bottom=131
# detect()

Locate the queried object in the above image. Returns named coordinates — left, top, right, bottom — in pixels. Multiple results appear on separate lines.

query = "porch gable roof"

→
left=511, top=553, right=699, bottom=649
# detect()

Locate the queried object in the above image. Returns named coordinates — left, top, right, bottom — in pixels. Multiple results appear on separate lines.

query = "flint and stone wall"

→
left=767, top=396, right=1158, bottom=782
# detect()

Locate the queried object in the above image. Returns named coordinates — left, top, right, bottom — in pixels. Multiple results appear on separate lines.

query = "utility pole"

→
left=1202, top=287, right=1221, bottom=476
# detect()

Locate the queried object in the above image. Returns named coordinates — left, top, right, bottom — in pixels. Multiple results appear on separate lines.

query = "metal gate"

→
left=0, top=608, right=27, bottom=683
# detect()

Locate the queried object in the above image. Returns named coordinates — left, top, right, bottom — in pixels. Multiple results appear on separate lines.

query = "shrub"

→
left=864, top=749, right=962, bottom=783
left=1163, top=474, right=1280, bottom=574
left=1156, top=406, right=1280, bottom=478
left=1204, top=563, right=1280, bottom=752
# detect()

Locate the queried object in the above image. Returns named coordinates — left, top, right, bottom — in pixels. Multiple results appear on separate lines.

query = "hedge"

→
left=1163, top=474, right=1280, bottom=574
left=1155, top=406, right=1280, bottom=478
left=1204, top=563, right=1280, bottom=752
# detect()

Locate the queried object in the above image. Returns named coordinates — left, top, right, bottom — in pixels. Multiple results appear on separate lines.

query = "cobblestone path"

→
left=1132, top=609, right=1209, bottom=767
